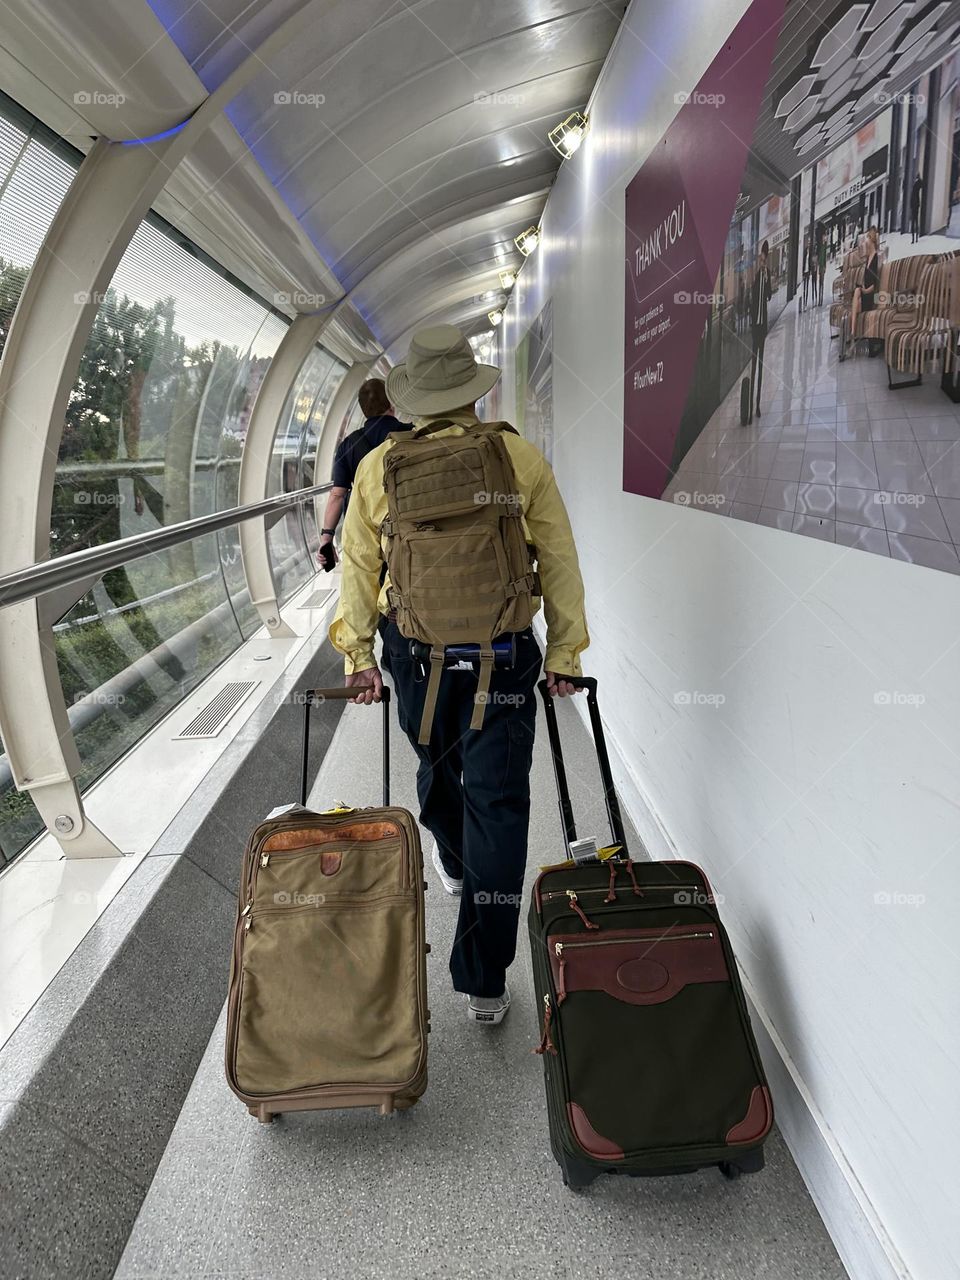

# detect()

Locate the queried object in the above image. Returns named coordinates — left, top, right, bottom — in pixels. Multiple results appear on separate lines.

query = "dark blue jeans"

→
left=382, top=621, right=542, bottom=997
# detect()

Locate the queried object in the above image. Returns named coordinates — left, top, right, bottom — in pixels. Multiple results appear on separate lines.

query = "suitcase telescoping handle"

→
left=536, top=677, right=627, bottom=856
left=300, top=687, right=391, bottom=808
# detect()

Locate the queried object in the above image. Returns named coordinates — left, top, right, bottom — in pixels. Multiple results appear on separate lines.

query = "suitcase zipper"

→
left=565, top=890, right=599, bottom=929
left=534, top=994, right=557, bottom=1056
left=541, top=882, right=702, bottom=902
left=260, top=837, right=402, bottom=869
left=242, top=893, right=410, bottom=930
left=226, top=894, right=430, bottom=1105
left=552, top=931, right=715, bottom=1003
left=554, top=930, right=715, bottom=953
left=556, top=887, right=706, bottom=930
left=244, top=808, right=418, bottom=896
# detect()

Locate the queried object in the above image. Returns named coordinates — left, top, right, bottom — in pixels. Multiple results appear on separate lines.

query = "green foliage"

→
left=0, top=255, right=274, bottom=863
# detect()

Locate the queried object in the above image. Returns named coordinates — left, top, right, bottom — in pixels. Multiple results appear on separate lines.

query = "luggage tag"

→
left=539, top=841, right=622, bottom=872
left=264, top=802, right=304, bottom=820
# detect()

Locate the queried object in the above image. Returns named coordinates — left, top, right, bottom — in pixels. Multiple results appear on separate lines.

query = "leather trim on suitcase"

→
left=725, top=1085, right=773, bottom=1145
left=548, top=925, right=729, bottom=1007
left=262, top=821, right=401, bottom=851
left=567, top=1103, right=625, bottom=1160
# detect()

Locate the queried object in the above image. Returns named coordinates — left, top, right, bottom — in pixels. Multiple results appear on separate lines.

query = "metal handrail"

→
left=0, top=482, right=332, bottom=607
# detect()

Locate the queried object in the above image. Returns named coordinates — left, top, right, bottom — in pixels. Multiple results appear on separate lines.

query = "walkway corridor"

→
left=115, top=692, right=846, bottom=1280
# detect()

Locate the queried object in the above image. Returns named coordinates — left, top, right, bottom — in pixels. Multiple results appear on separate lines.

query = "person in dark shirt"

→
left=748, top=240, right=772, bottom=418
left=801, top=233, right=811, bottom=310
left=318, top=378, right=411, bottom=571
left=816, top=223, right=827, bottom=305
left=910, top=175, right=923, bottom=244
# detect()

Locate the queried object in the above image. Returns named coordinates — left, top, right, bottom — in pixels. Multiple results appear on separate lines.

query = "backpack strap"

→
left=469, top=419, right=520, bottom=436
left=410, top=418, right=456, bottom=438
left=417, top=645, right=445, bottom=745
left=470, top=648, right=495, bottom=732
left=405, top=418, right=520, bottom=439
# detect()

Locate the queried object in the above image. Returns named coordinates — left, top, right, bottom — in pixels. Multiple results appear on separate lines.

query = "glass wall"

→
left=0, top=94, right=346, bottom=865
left=267, top=347, right=347, bottom=601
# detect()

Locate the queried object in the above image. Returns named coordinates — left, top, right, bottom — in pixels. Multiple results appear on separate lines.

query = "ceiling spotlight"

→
left=515, top=226, right=540, bottom=256
left=499, top=268, right=517, bottom=289
left=488, top=309, right=504, bottom=326
left=548, top=111, right=589, bottom=157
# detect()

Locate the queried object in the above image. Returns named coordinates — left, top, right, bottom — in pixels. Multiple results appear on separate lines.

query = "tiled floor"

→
left=665, top=233, right=960, bottom=575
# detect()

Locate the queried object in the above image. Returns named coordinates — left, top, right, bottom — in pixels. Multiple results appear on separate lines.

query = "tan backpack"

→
left=381, top=420, right=538, bottom=744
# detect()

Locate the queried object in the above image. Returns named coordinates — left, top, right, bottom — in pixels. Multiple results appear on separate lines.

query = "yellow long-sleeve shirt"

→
left=328, top=408, right=589, bottom=675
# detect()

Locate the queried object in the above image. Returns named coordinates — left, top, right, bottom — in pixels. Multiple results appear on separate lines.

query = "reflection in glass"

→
left=267, top=347, right=347, bottom=603
left=53, top=534, right=244, bottom=793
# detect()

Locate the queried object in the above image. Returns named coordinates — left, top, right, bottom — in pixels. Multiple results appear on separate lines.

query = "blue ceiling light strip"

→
left=119, top=118, right=192, bottom=146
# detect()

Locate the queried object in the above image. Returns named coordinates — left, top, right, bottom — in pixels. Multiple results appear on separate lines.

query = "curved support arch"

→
left=0, top=1, right=346, bottom=856
left=237, top=314, right=329, bottom=638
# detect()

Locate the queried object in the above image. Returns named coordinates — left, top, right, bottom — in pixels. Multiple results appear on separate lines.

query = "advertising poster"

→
left=622, top=0, right=960, bottom=573
left=622, top=0, right=786, bottom=498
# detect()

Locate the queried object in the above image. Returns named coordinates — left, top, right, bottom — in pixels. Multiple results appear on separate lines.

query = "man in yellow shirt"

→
left=330, top=324, right=589, bottom=1024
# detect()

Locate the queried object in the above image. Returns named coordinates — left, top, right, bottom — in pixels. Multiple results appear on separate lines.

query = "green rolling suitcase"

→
left=529, top=678, right=773, bottom=1189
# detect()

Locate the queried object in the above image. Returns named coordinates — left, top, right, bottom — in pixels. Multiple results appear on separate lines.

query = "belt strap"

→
left=417, top=645, right=445, bottom=746
left=470, top=647, right=495, bottom=732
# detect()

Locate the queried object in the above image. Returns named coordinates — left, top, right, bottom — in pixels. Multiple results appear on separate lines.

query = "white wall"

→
left=499, top=3, right=960, bottom=1278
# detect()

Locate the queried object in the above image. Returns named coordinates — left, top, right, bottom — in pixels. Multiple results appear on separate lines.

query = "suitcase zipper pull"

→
left=605, top=860, right=618, bottom=903
left=567, top=890, right=599, bottom=929
left=533, top=994, right=558, bottom=1055
left=260, top=852, right=270, bottom=868
left=554, top=942, right=567, bottom=1004
left=625, top=858, right=643, bottom=897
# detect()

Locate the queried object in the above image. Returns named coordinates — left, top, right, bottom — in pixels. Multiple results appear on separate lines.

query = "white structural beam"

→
left=237, top=314, right=329, bottom=638
left=0, top=0, right=347, bottom=856
left=0, top=135, right=194, bottom=857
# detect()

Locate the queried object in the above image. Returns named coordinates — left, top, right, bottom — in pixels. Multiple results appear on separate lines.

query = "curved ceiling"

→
left=0, top=0, right=625, bottom=358
left=149, top=0, right=627, bottom=354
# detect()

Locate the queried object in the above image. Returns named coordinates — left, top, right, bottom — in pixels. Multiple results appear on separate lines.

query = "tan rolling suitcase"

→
left=225, top=687, right=428, bottom=1123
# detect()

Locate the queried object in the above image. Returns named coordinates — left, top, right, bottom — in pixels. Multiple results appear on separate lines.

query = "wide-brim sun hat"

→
left=386, top=324, right=501, bottom=416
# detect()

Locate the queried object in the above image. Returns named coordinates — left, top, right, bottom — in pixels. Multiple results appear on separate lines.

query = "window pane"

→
left=208, top=312, right=289, bottom=637
left=44, top=219, right=292, bottom=814
left=0, top=117, right=77, bottom=357
left=0, top=90, right=294, bottom=863
left=268, top=347, right=333, bottom=602
left=54, top=534, right=245, bottom=792
left=0, top=773, right=41, bottom=867
left=299, top=358, right=347, bottom=558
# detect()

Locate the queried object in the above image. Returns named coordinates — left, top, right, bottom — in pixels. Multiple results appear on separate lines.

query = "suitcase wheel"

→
left=719, top=1145, right=765, bottom=1179
left=560, top=1155, right=599, bottom=1191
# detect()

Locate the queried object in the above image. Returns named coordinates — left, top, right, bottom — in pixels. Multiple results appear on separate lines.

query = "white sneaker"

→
left=467, top=983, right=511, bottom=1025
left=431, top=840, right=463, bottom=897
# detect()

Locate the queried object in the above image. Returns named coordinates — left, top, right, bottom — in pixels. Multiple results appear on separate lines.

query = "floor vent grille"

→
left=175, top=681, right=259, bottom=739
left=298, top=589, right=335, bottom=610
